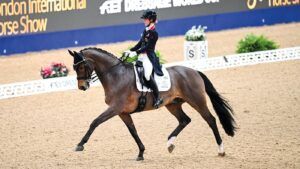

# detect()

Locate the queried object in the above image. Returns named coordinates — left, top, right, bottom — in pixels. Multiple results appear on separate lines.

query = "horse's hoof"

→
left=168, top=144, right=175, bottom=153
left=75, top=145, right=84, bottom=151
left=136, top=156, right=144, bottom=161
left=218, top=152, right=226, bottom=157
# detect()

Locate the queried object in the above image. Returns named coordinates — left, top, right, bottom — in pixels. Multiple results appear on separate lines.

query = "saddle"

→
left=134, top=61, right=171, bottom=92
left=133, top=61, right=171, bottom=112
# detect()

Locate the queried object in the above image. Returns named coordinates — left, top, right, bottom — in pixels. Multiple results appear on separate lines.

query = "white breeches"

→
left=137, top=54, right=153, bottom=81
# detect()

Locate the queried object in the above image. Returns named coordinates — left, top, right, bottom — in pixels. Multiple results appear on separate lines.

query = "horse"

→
left=68, top=48, right=236, bottom=161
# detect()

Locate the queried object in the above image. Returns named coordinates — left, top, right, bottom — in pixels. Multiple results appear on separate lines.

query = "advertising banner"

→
left=1, top=0, right=299, bottom=37
left=0, top=0, right=299, bottom=55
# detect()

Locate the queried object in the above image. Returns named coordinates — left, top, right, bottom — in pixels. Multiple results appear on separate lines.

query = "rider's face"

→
left=143, top=19, right=150, bottom=26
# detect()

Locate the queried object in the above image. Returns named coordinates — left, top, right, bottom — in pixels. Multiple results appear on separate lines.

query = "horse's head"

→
left=68, top=50, right=94, bottom=91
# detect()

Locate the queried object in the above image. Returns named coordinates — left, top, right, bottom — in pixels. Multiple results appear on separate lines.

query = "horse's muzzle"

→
left=79, top=86, right=88, bottom=91
left=78, top=80, right=90, bottom=91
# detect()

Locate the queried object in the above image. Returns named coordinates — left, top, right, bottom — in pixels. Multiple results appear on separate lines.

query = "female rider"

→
left=125, top=10, right=164, bottom=109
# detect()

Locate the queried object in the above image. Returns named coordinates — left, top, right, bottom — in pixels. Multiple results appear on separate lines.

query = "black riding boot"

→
left=148, top=75, right=163, bottom=108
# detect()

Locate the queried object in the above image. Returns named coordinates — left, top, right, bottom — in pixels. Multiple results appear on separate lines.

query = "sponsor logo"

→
left=247, top=0, right=299, bottom=10
left=0, top=0, right=87, bottom=36
left=99, top=0, right=220, bottom=15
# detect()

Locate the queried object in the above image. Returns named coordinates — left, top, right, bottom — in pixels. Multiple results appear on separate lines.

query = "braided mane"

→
left=80, top=47, right=120, bottom=60
left=79, top=47, right=133, bottom=67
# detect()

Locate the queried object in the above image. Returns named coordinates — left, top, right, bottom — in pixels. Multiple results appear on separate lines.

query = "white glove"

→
left=129, top=51, right=137, bottom=58
left=123, top=50, right=131, bottom=57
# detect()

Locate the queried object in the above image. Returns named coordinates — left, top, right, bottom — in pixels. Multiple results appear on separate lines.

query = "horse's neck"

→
left=90, top=52, right=127, bottom=93
left=91, top=53, right=118, bottom=72
left=97, top=63, right=132, bottom=105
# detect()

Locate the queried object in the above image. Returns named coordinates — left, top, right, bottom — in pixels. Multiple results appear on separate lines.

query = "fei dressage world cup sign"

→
left=99, top=0, right=220, bottom=14
left=99, top=0, right=300, bottom=14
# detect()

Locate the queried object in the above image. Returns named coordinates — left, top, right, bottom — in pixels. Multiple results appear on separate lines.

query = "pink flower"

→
left=52, top=62, right=64, bottom=68
left=42, top=66, right=52, bottom=75
left=41, top=62, right=69, bottom=79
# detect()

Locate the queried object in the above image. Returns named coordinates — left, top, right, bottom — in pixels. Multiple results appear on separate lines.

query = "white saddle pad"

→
left=134, top=66, right=171, bottom=92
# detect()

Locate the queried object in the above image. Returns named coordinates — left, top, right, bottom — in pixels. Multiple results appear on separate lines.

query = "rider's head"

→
left=141, top=10, right=157, bottom=26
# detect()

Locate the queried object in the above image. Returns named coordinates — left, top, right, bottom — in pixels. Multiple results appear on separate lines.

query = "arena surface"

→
left=0, top=23, right=299, bottom=168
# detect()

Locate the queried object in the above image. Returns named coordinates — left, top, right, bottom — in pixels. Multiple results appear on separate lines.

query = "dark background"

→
left=0, top=0, right=271, bottom=36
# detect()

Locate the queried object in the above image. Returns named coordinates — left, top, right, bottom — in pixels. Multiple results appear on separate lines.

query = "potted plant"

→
left=184, top=25, right=208, bottom=60
left=40, top=62, right=69, bottom=79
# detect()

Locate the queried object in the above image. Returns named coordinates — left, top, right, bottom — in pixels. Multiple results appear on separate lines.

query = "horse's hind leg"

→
left=186, top=94, right=225, bottom=156
left=200, top=106, right=225, bottom=156
left=165, top=103, right=191, bottom=153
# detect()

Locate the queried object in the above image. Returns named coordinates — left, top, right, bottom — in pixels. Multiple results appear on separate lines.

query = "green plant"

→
left=121, top=47, right=166, bottom=64
left=154, top=50, right=167, bottom=64
left=236, top=34, right=279, bottom=53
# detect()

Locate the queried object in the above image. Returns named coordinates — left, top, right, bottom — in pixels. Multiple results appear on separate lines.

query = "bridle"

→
left=73, top=59, right=93, bottom=81
left=73, top=55, right=126, bottom=82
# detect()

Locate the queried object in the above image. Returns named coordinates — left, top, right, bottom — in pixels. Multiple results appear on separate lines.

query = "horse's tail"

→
left=198, top=71, right=236, bottom=137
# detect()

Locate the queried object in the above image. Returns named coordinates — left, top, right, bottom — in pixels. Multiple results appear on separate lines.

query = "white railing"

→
left=0, top=47, right=299, bottom=100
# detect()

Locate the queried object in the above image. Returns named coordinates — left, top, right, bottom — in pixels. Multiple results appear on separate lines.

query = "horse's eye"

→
left=79, top=66, right=84, bottom=71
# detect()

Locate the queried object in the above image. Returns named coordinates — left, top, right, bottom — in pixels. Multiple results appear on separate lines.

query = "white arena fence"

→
left=0, top=47, right=299, bottom=100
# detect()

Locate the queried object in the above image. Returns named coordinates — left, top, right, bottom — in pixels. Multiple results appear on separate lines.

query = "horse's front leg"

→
left=119, top=113, right=145, bottom=161
left=75, top=107, right=118, bottom=151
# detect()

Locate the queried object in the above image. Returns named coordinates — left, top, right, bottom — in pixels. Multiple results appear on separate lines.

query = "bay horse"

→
left=68, top=48, right=236, bottom=161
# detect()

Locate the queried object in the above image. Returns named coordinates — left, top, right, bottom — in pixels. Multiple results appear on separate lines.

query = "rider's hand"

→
left=123, top=50, right=130, bottom=57
left=124, top=50, right=131, bottom=54
left=129, top=51, right=137, bottom=58
left=121, top=50, right=130, bottom=61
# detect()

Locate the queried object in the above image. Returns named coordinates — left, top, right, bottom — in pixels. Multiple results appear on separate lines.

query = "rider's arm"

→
left=135, top=31, right=158, bottom=55
left=130, top=39, right=142, bottom=52
left=130, top=30, right=145, bottom=52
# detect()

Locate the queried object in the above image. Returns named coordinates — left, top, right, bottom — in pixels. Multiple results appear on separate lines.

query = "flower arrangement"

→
left=185, top=25, right=207, bottom=41
left=121, top=47, right=166, bottom=64
left=40, top=62, right=69, bottom=79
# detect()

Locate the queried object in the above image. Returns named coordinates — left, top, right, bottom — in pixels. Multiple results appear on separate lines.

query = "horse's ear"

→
left=73, top=51, right=80, bottom=58
left=73, top=51, right=83, bottom=64
left=74, top=51, right=84, bottom=60
left=68, top=50, right=74, bottom=57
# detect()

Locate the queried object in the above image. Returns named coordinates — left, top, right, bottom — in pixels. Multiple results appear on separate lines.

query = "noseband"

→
left=73, top=59, right=93, bottom=81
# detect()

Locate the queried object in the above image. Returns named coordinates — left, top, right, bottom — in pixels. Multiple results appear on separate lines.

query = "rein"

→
left=73, top=55, right=125, bottom=81
left=98, top=59, right=123, bottom=77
